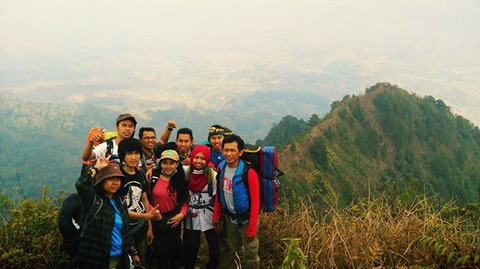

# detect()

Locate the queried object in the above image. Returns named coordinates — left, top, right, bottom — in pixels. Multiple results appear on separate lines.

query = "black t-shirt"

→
left=122, top=167, right=148, bottom=240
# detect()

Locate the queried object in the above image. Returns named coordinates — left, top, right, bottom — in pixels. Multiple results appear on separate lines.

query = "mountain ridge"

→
left=276, top=82, right=480, bottom=205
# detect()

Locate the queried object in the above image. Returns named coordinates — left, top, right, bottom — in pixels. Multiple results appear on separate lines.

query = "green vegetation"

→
left=279, top=82, right=480, bottom=206
left=256, top=115, right=308, bottom=149
left=2, top=189, right=478, bottom=268
left=280, top=238, right=307, bottom=269
left=260, top=192, right=480, bottom=268
left=0, top=95, right=116, bottom=199
left=0, top=94, right=329, bottom=199
left=256, top=113, right=322, bottom=150
left=0, top=190, right=71, bottom=268
left=3, top=82, right=480, bottom=267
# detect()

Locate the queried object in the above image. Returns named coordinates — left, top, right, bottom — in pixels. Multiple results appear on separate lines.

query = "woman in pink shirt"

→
left=149, top=149, right=188, bottom=269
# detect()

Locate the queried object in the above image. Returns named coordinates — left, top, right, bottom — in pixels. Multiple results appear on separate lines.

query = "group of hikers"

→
left=67, top=113, right=261, bottom=269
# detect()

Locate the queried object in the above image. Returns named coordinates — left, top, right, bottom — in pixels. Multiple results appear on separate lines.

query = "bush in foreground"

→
left=1, top=190, right=479, bottom=268
left=0, top=190, right=70, bottom=269
left=258, top=195, right=480, bottom=268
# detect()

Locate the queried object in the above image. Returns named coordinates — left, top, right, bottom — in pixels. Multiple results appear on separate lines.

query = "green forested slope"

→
left=0, top=97, right=116, bottom=198
left=0, top=93, right=329, bottom=199
left=277, top=82, right=480, bottom=205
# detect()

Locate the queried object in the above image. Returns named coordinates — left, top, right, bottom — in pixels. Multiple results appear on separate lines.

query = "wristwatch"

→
left=89, top=166, right=99, bottom=176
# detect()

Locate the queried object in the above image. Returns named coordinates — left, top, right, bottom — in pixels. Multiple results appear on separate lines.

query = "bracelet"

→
left=128, top=248, right=138, bottom=256
left=167, top=127, right=173, bottom=131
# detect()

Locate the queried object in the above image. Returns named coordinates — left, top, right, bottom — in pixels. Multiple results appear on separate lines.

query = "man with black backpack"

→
left=81, top=113, right=137, bottom=164
left=213, top=134, right=260, bottom=269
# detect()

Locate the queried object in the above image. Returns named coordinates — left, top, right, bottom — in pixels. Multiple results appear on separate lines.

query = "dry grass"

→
left=257, top=196, right=480, bottom=268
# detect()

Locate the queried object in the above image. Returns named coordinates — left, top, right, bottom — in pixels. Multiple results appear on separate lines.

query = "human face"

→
left=209, top=135, right=224, bottom=152
left=124, top=151, right=141, bottom=169
left=140, top=131, right=156, bottom=151
left=161, top=159, right=179, bottom=176
left=192, top=152, right=207, bottom=170
left=176, top=134, right=193, bottom=154
left=102, top=177, right=122, bottom=197
left=222, top=141, right=243, bottom=168
left=116, top=120, right=135, bottom=139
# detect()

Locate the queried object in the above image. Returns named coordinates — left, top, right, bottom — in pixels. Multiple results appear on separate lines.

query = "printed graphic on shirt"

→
left=222, top=177, right=233, bottom=195
left=124, top=181, right=145, bottom=225
left=189, top=192, right=211, bottom=218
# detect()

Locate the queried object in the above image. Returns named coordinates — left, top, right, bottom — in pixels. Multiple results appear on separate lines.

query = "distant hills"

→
left=3, top=82, right=480, bottom=205
left=0, top=91, right=329, bottom=198
left=272, top=83, right=480, bottom=205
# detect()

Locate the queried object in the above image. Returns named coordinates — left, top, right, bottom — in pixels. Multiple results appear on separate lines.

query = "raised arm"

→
left=158, top=119, right=177, bottom=144
left=81, top=128, right=103, bottom=161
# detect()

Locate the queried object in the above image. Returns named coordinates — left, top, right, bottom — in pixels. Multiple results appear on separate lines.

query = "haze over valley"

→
left=1, top=0, right=479, bottom=126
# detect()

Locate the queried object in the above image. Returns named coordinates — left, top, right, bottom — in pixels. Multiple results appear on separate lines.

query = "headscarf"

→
left=188, top=145, right=212, bottom=192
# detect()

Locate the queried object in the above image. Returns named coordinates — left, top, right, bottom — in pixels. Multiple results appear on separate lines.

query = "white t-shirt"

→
left=93, top=140, right=120, bottom=163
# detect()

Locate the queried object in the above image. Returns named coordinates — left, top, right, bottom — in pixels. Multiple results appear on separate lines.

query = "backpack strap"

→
left=241, top=163, right=251, bottom=190
left=147, top=169, right=161, bottom=206
left=80, top=193, right=103, bottom=238
left=105, top=139, right=114, bottom=158
left=275, top=168, right=285, bottom=178
left=186, top=166, right=191, bottom=180
left=137, top=168, right=147, bottom=185
left=186, top=166, right=215, bottom=197
left=207, top=167, right=214, bottom=197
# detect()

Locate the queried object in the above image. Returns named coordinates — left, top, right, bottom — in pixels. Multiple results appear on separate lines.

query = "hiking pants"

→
left=183, top=228, right=219, bottom=269
left=135, top=237, right=147, bottom=267
left=224, top=215, right=260, bottom=269
left=152, top=222, right=183, bottom=269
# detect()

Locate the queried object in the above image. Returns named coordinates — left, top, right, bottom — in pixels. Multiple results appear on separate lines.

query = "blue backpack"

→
left=241, top=144, right=283, bottom=212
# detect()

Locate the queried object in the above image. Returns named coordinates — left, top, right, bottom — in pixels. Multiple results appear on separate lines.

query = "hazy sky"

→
left=1, top=0, right=479, bottom=121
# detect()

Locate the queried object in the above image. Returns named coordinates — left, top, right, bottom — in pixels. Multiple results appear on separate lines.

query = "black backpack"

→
left=58, top=193, right=103, bottom=258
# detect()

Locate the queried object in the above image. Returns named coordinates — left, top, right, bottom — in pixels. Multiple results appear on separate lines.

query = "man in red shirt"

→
left=213, top=134, right=260, bottom=269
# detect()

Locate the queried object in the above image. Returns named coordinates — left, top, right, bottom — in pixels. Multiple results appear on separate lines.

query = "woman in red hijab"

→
left=183, top=144, right=219, bottom=269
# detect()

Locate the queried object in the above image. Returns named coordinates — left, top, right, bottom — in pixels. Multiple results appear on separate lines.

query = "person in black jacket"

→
left=76, top=154, right=141, bottom=268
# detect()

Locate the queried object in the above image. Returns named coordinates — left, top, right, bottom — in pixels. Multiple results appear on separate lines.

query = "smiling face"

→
left=160, top=159, right=179, bottom=175
left=116, top=120, right=135, bottom=139
left=102, top=177, right=122, bottom=197
left=124, top=151, right=141, bottom=169
left=192, top=151, right=207, bottom=170
left=140, top=131, right=156, bottom=151
left=176, top=134, right=193, bottom=154
left=222, top=141, right=243, bottom=168
left=209, top=134, right=224, bottom=152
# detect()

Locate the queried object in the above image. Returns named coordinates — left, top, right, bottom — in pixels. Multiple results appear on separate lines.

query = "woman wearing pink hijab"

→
left=183, top=145, right=219, bottom=269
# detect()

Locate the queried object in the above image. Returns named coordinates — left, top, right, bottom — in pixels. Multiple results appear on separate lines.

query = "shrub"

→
left=258, top=195, right=480, bottom=268
left=0, top=189, right=71, bottom=268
